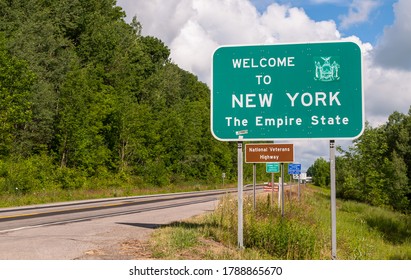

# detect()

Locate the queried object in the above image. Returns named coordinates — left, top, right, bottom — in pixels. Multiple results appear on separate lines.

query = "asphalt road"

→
left=0, top=186, right=264, bottom=259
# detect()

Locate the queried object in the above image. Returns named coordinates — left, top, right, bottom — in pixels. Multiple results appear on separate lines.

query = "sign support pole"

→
left=330, top=140, right=337, bottom=259
left=237, top=141, right=244, bottom=249
left=253, top=163, right=256, bottom=211
left=298, top=174, right=301, bottom=201
left=281, top=163, right=285, bottom=217
left=271, top=173, right=274, bottom=204
left=278, top=169, right=281, bottom=210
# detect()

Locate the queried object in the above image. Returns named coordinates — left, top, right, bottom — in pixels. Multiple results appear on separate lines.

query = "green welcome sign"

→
left=211, top=41, right=363, bottom=141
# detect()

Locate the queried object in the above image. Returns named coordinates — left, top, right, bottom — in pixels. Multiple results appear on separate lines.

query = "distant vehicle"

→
left=264, top=182, right=279, bottom=192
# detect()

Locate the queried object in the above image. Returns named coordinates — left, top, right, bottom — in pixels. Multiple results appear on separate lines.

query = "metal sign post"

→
left=253, top=163, right=256, bottom=210
left=237, top=141, right=244, bottom=249
left=288, top=163, right=302, bottom=201
left=271, top=173, right=274, bottom=204
left=278, top=165, right=282, bottom=210
left=281, top=163, right=285, bottom=217
left=330, top=140, right=337, bottom=259
left=266, top=162, right=279, bottom=204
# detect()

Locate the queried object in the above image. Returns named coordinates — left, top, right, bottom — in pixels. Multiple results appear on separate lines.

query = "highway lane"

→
left=0, top=186, right=265, bottom=233
left=0, top=185, right=266, bottom=259
left=0, top=191, right=220, bottom=233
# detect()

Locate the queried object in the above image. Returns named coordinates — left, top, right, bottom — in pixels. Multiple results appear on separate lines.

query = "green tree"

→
left=382, top=110, right=411, bottom=211
left=0, top=0, right=241, bottom=194
left=0, top=34, right=35, bottom=156
left=1, top=0, right=80, bottom=155
left=308, top=157, right=329, bottom=187
left=336, top=119, right=410, bottom=212
left=56, top=65, right=114, bottom=173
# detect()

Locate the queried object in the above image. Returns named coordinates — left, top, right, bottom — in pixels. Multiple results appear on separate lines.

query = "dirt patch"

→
left=120, top=239, right=153, bottom=259
left=76, top=239, right=153, bottom=260
left=77, top=235, right=236, bottom=260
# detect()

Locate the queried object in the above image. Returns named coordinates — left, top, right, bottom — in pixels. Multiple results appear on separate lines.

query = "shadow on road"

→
left=117, top=222, right=165, bottom=229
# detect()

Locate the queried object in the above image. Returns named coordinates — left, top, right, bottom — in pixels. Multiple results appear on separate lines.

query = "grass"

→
left=0, top=176, right=234, bottom=208
left=337, top=199, right=411, bottom=259
left=143, top=185, right=411, bottom=260
left=0, top=155, right=236, bottom=208
left=3, top=179, right=410, bottom=260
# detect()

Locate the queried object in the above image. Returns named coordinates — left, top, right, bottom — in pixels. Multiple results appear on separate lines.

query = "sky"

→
left=116, top=0, right=411, bottom=172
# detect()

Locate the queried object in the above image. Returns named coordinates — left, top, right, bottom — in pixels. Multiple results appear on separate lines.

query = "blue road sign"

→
left=288, top=163, right=302, bottom=175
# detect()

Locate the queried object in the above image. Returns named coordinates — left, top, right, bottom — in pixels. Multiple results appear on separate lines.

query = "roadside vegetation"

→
left=1, top=1, right=280, bottom=207
left=308, top=116, right=411, bottom=213
left=143, top=185, right=411, bottom=260
left=0, top=172, right=232, bottom=208
left=1, top=1, right=409, bottom=216
left=0, top=2, right=410, bottom=261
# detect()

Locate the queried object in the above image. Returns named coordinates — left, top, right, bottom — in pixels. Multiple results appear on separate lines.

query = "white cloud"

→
left=339, top=0, right=381, bottom=29
left=260, top=3, right=340, bottom=42
left=117, top=0, right=411, bottom=167
left=118, top=0, right=195, bottom=45
left=118, top=0, right=341, bottom=85
left=363, top=62, right=411, bottom=125
left=170, top=19, right=218, bottom=80
left=373, top=0, right=411, bottom=70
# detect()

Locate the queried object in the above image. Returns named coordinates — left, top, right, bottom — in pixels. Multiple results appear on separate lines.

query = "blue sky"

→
left=117, top=0, right=411, bottom=170
left=250, top=0, right=396, bottom=44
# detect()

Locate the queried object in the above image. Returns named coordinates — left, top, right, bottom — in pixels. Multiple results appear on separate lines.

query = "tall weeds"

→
left=148, top=186, right=410, bottom=259
left=203, top=191, right=323, bottom=259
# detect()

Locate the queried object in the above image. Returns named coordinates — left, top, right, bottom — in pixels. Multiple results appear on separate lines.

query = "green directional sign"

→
left=266, top=163, right=280, bottom=173
left=211, top=41, right=363, bottom=141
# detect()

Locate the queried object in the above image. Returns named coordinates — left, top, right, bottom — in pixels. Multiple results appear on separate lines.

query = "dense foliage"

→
left=0, top=0, right=238, bottom=194
left=1, top=1, right=410, bottom=214
left=308, top=110, right=411, bottom=212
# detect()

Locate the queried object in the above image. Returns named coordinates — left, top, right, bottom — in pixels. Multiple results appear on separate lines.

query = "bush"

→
left=206, top=194, right=320, bottom=259
left=245, top=218, right=317, bottom=259
left=56, top=167, right=86, bottom=190
left=0, top=155, right=56, bottom=194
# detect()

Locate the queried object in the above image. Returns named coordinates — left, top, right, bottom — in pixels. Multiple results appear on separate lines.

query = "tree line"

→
left=0, top=0, right=240, bottom=194
left=308, top=109, right=411, bottom=213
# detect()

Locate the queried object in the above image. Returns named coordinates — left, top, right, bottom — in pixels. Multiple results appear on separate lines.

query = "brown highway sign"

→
left=245, top=143, right=294, bottom=163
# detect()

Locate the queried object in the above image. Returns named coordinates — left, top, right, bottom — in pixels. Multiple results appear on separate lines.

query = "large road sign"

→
left=211, top=41, right=363, bottom=141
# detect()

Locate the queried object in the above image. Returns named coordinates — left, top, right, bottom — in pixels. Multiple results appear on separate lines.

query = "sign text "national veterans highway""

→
left=245, top=143, right=294, bottom=163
